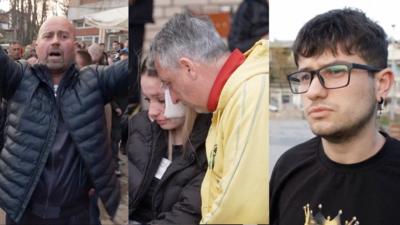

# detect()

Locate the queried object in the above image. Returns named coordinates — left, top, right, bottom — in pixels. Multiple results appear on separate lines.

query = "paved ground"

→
left=100, top=152, right=129, bottom=225
left=0, top=152, right=129, bottom=225
left=269, top=118, right=314, bottom=175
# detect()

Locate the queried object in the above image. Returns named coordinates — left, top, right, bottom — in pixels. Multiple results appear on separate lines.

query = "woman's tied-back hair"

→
left=149, top=13, right=228, bottom=69
left=140, top=56, right=158, bottom=77
left=292, top=8, right=388, bottom=68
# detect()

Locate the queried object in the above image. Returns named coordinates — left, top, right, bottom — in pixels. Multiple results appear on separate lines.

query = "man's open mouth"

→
left=48, top=50, right=62, bottom=59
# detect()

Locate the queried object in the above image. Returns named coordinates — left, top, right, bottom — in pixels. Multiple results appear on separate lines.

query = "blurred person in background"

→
left=23, top=44, right=36, bottom=59
left=8, top=41, right=23, bottom=60
left=75, top=49, right=93, bottom=69
left=107, top=51, right=116, bottom=65
left=22, top=46, right=38, bottom=65
left=228, top=0, right=269, bottom=52
left=88, top=43, right=108, bottom=65
left=111, top=41, right=123, bottom=53
left=119, top=48, right=129, bottom=61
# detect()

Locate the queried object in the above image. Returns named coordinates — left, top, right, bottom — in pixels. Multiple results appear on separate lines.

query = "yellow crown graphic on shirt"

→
left=304, top=204, right=359, bottom=225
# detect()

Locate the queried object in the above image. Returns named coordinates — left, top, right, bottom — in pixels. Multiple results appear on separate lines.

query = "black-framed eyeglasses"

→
left=287, top=63, right=382, bottom=94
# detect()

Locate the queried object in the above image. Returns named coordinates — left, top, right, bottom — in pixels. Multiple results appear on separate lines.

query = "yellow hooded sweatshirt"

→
left=200, top=40, right=269, bottom=224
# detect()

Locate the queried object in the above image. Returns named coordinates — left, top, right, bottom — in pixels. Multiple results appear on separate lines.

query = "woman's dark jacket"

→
left=0, top=47, right=128, bottom=222
left=128, top=111, right=211, bottom=224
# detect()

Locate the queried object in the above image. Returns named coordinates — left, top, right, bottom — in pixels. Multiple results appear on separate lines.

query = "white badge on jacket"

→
left=163, top=88, right=186, bottom=118
left=155, top=158, right=172, bottom=179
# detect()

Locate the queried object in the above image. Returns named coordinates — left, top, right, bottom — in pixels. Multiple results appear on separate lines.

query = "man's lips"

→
left=307, top=106, right=334, bottom=117
left=48, top=55, right=62, bottom=59
left=48, top=49, right=63, bottom=58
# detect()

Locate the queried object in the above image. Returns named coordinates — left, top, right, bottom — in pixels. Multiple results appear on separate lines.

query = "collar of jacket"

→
left=31, top=63, right=79, bottom=90
left=207, top=49, right=245, bottom=112
left=189, top=114, right=212, bottom=150
left=130, top=112, right=210, bottom=212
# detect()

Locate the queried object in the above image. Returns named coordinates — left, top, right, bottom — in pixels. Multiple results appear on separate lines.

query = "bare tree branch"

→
left=7, top=0, right=50, bottom=45
left=60, top=0, right=71, bottom=16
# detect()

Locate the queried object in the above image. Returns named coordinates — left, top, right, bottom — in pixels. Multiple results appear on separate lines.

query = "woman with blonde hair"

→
left=128, top=57, right=210, bottom=224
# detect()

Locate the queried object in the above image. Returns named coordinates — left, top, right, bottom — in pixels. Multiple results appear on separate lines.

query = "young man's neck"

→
left=321, top=120, right=386, bottom=164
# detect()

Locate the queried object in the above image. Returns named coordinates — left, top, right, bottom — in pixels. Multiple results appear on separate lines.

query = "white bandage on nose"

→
left=164, top=88, right=186, bottom=118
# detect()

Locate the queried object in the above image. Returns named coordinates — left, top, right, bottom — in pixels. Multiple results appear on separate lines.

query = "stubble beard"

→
left=45, top=57, right=67, bottom=74
left=308, top=98, right=377, bottom=144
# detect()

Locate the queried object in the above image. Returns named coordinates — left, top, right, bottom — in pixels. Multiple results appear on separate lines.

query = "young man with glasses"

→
left=270, top=8, right=400, bottom=225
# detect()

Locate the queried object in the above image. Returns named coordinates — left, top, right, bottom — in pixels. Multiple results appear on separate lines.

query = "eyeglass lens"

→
left=289, top=64, right=350, bottom=93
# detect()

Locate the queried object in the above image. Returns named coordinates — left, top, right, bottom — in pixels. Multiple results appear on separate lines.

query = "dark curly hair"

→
left=293, top=8, right=388, bottom=68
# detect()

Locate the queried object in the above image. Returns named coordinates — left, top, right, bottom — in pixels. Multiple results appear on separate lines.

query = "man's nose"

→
left=304, top=75, right=328, bottom=100
left=50, top=36, right=61, bottom=45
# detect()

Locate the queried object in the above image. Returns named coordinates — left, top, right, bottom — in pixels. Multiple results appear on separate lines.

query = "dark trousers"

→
left=6, top=207, right=90, bottom=225
left=89, top=192, right=101, bottom=225
left=111, top=116, right=122, bottom=171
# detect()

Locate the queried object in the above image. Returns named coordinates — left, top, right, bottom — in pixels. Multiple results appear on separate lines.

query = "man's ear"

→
left=375, top=68, right=395, bottom=100
left=178, top=57, right=197, bottom=80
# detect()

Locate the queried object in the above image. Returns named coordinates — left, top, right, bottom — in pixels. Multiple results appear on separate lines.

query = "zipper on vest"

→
left=42, top=88, right=59, bottom=218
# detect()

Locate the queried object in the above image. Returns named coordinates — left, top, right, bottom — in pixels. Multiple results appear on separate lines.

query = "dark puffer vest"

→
left=128, top=111, right=211, bottom=224
left=0, top=48, right=127, bottom=222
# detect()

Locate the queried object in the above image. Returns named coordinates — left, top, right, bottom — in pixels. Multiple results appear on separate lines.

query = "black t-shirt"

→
left=31, top=113, right=89, bottom=208
left=270, top=133, right=400, bottom=225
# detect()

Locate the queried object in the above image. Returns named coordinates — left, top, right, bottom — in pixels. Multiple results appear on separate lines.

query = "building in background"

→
left=387, top=41, right=400, bottom=119
left=269, top=40, right=299, bottom=111
left=141, top=0, right=243, bottom=52
left=68, top=0, right=127, bottom=50
left=1, top=0, right=71, bottom=46
left=0, top=9, right=12, bottom=48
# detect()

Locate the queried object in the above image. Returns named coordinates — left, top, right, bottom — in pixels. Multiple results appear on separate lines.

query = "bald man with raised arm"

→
left=0, top=16, right=128, bottom=224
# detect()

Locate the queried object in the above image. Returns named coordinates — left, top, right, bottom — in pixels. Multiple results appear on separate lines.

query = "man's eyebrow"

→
left=298, top=60, right=348, bottom=71
left=41, top=30, right=70, bottom=35
left=297, top=66, right=313, bottom=72
left=40, top=31, right=54, bottom=38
